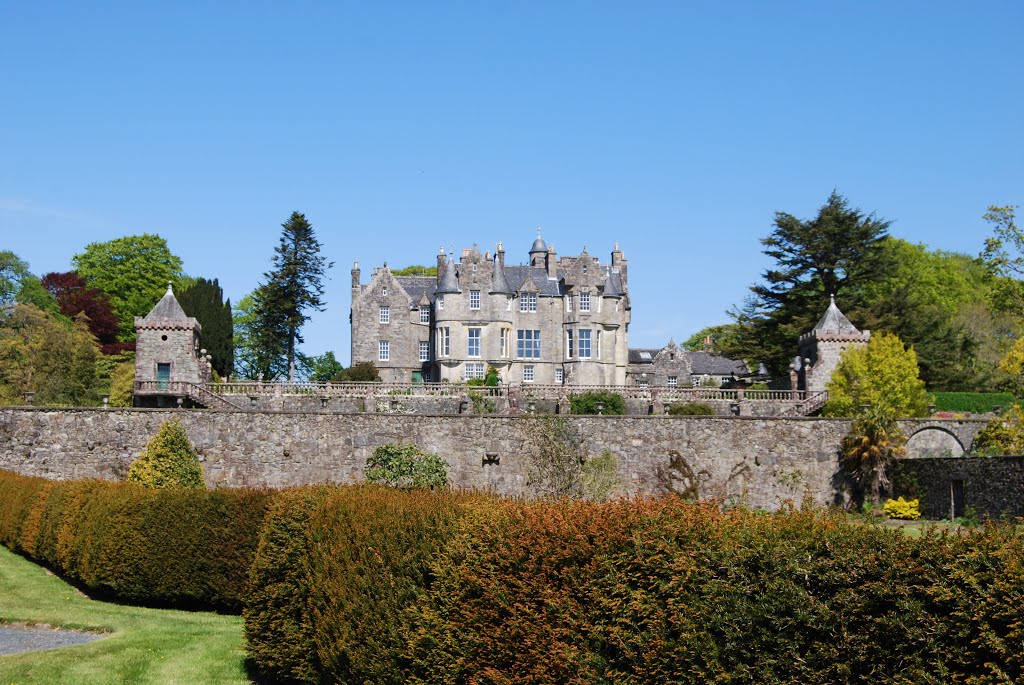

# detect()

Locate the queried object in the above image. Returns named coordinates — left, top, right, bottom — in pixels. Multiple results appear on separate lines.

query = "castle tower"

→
left=795, top=295, right=870, bottom=393
left=529, top=228, right=547, bottom=268
left=133, top=284, right=211, bottom=406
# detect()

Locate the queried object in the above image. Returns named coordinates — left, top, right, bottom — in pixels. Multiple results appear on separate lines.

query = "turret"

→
left=435, top=254, right=461, bottom=295
left=529, top=228, right=547, bottom=268
left=490, top=243, right=513, bottom=295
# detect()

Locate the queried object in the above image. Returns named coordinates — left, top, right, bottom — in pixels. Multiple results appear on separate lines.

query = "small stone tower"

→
left=133, top=284, right=211, bottom=406
left=794, top=295, right=870, bottom=392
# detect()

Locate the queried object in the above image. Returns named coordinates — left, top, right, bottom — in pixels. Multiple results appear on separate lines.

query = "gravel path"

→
left=0, top=624, right=105, bottom=656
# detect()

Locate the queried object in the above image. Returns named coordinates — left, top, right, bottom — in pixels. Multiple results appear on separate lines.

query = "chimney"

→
left=497, top=241, right=505, bottom=269
left=546, top=245, right=557, bottom=279
left=611, top=242, right=627, bottom=285
left=436, top=246, right=446, bottom=288
left=351, top=261, right=361, bottom=290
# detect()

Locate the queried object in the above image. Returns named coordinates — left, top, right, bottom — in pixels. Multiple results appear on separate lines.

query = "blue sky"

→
left=2, top=2, right=1021, bottom=364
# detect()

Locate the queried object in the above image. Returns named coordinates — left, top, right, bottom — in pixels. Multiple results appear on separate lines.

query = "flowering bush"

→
left=884, top=496, right=921, bottom=520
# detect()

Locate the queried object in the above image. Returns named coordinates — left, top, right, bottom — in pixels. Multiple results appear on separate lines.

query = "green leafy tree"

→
left=681, top=323, right=749, bottom=360
left=256, top=212, right=333, bottom=381
left=973, top=404, right=1024, bottom=455
left=177, top=277, right=234, bottom=377
left=0, top=252, right=61, bottom=317
left=0, top=305, right=100, bottom=406
left=334, top=361, right=381, bottom=382
left=364, top=443, right=449, bottom=489
left=126, top=418, right=205, bottom=488
left=732, top=192, right=891, bottom=375
left=107, top=360, right=135, bottom=407
left=841, top=407, right=907, bottom=511
left=390, top=265, right=438, bottom=276
left=71, top=234, right=186, bottom=340
left=822, top=332, right=931, bottom=418
left=980, top=205, right=1023, bottom=312
left=306, top=351, right=345, bottom=382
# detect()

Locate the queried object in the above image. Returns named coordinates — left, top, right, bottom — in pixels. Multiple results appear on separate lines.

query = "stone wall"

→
left=0, top=409, right=989, bottom=512
left=891, top=456, right=1024, bottom=520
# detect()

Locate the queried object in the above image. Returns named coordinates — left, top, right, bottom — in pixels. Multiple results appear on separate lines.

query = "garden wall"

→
left=0, top=408, right=986, bottom=510
left=892, top=456, right=1024, bottom=520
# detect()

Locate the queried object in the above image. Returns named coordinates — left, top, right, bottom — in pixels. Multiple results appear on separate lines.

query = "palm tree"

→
left=841, top=405, right=907, bottom=512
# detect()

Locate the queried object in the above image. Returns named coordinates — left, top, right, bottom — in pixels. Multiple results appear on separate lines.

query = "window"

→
left=378, top=340, right=390, bottom=361
left=580, top=292, right=591, bottom=313
left=419, top=305, right=430, bottom=324
left=578, top=329, right=591, bottom=359
left=554, top=368, right=564, bottom=384
left=597, top=296, right=602, bottom=313
left=596, top=330, right=602, bottom=359
left=464, top=362, right=485, bottom=380
left=500, top=328, right=511, bottom=358
left=438, top=295, right=444, bottom=310
left=516, top=329, right=541, bottom=359
left=506, top=296, right=512, bottom=311
left=636, top=378, right=648, bottom=388
left=382, top=287, right=388, bottom=297
left=566, top=330, right=574, bottom=359
left=519, top=292, right=537, bottom=312
left=438, top=327, right=450, bottom=357
left=379, top=306, right=390, bottom=324
left=419, top=341, right=429, bottom=362
left=667, top=376, right=678, bottom=387
left=468, top=328, right=481, bottom=357
left=565, top=295, right=572, bottom=312
left=522, top=365, right=535, bottom=383
left=470, top=290, right=481, bottom=310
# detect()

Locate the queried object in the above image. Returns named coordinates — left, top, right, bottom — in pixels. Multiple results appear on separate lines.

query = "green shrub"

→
left=126, top=418, right=204, bottom=488
left=933, top=392, right=1016, bottom=414
left=668, top=402, right=716, bottom=416
left=107, top=360, right=135, bottom=407
left=883, top=496, right=921, bottom=520
left=0, top=469, right=272, bottom=611
left=364, top=443, right=449, bottom=488
left=973, top=404, right=1024, bottom=455
left=569, top=391, right=625, bottom=415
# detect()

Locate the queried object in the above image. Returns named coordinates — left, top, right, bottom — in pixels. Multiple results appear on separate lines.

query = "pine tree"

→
left=178, top=277, right=234, bottom=377
left=256, top=212, right=333, bottom=381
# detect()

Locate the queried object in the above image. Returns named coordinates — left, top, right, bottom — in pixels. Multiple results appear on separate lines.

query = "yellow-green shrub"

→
left=126, top=418, right=204, bottom=488
left=884, top=497, right=921, bottom=520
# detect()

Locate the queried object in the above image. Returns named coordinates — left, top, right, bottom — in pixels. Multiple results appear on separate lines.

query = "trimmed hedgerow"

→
left=932, top=391, right=1016, bottom=414
left=0, top=468, right=272, bottom=611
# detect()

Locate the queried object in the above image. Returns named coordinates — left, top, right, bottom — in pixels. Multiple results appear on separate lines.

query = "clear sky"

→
left=2, top=1, right=1021, bottom=364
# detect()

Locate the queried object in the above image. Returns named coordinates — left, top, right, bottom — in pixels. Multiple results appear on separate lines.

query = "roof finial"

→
left=830, top=293, right=836, bottom=305
left=537, top=225, right=542, bottom=237
left=167, top=282, right=173, bottom=294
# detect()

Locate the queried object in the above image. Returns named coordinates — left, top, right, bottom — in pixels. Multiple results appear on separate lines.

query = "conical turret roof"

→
left=137, top=284, right=198, bottom=331
left=490, top=255, right=513, bottom=294
left=435, top=255, right=461, bottom=294
left=813, top=295, right=860, bottom=335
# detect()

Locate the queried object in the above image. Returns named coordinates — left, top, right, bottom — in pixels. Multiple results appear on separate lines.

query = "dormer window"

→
left=520, top=292, right=537, bottom=313
left=580, top=291, right=591, bottom=313
left=470, top=290, right=481, bottom=310
left=419, top=305, right=430, bottom=324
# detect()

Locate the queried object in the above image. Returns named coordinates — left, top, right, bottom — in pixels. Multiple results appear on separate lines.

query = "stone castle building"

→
left=792, top=295, right=870, bottom=392
left=350, top=232, right=631, bottom=384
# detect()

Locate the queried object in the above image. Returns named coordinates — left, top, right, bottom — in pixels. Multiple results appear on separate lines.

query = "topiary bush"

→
left=569, top=391, right=625, bottom=415
left=364, top=443, right=449, bottom=489
left=126, top=418, right=204, bottom=488
left=884, top=497, right=921, bottom=520
left=668, top=402, right=716, bottom=416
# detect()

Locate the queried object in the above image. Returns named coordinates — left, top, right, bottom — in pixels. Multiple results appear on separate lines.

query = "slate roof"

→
left=628, top=348, right=662, bottom=364
left=490, top=257, right=514, bottom=294
left=138, top=285, right=197, bottom=330
left=435, top=258, right=461, bottom=294
left=688, top=351, right=749, bottom=376
left=395, top=276, right=437, bottom=305
left=813, top=295, right=861, bottom=335
left=503, top=266, right=564, bottom=296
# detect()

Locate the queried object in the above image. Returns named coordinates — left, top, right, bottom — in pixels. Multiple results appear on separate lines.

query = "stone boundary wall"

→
left=891, top=456, right=1024, bottom=520
left=0, top=409, right=988, bottom=511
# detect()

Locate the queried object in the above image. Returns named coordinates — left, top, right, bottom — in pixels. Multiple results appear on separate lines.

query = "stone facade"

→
left=0, top=408, right=990, bottom=511
left=892, top=456, right=1024, bottom=520
left=350, top=233, right=631, bottom=385
left=626, top=340, right=751, bottom=388
left=133, top=285, right=213, bottom=406
left=793, top=296, right=870, bottom=392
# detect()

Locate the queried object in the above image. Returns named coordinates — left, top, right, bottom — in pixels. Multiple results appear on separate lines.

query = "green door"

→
left=157, top=363, right=171, bottom=391
left=411, top=371, right=423, bottom=384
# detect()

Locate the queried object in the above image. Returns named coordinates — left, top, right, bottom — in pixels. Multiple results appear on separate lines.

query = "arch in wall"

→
left=905, top=426, right=965, bottom=458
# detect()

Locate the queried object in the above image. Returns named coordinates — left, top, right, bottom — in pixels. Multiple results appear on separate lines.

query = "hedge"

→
left=245, top=492, right=1024, bottom=685
left=932, top=392, right=1017, bottom=414
left=0, top=468, right=272, bottom=611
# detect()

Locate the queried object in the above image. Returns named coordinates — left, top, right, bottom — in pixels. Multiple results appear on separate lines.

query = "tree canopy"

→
left=71, top=234, right=186, bottom=340
left=0, top=252, right=61, bottom=317
left=391, top=265, right=438, bottom=277
left=41, top=271, right=124, bottom=354
left=178, top=277, right=233, bottom=377
left=822, top=332, right=931, bottom=418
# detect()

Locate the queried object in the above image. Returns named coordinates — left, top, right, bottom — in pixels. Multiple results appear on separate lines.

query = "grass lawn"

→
left=0, top=545, right=252, bottom=684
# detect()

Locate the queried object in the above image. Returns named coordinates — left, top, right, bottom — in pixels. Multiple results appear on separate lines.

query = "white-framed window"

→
left=379, top=306, right=390, bottom=324
left=579, top=329, right=591, bottom=359
left=554, top=368, right=564, bottom=384
left=438, top=295, right=445, bottom=310
left=597, top=297, right=602, bottom=313
left=378, top=340, right=390, bottom=361
left=565, top=294, right=572, bottom=312
left=636, top=377, right=648, bottom=388
left=580, top=291, right=591, bottom=313
left=667, top=375, right=678, bottom=387
left=438, top=327, right=450, bottom=357
left=419, top=341, right=429, bottom=362
left=500, top=328, right=510, bottom=358
left=419, top=305, right=430, bottom=324
left=382, top=286, right=388, bottom=296
left=468, top=327, right=481, bottom=357
left=519, top=292, right=537, bottom=312
left=596, top=330, right=602, bottom=359
left=566, top=330, right=574, bottom=359
left=506, top=296, right=512, bottom=311
left=522, top=365, right=535, bottom=383
left=469, top=290, right=481, bottom=310
left=516, top=329, right=541, bottom=359
left=464, top=362, right=485, bottom=380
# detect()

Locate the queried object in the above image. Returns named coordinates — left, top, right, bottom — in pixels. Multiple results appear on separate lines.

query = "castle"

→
left=350, top=232, right=631, bottom=385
